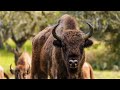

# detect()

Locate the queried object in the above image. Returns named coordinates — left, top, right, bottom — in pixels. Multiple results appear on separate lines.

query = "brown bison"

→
left=31, top=14, right=94, bottom=79
left=10, top=52, right=31, bottom=79
left=0, top=66, right=9, bottom=79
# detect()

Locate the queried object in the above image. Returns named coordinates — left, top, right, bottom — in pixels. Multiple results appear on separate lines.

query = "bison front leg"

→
left=40, top=57, right=49, bottom=79
left=49, top=68, right=57, bottom=79
left=31, top=44, right=44, bottom=79
left=31, top=54, right=47, bottom=79
left=39, top=53, right=50, bottom=78
left=57, top=64, right=69, bottom=79
left=49, top=62, right=58, bottom=79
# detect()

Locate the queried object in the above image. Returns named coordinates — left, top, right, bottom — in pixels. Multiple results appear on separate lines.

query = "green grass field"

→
left=94, top=70, right=120, bottom=79
left=0, top=39, right=120, bottom=79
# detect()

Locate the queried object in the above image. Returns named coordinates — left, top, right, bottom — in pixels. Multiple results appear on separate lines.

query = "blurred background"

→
left=0, top=11, right=120, bottom=79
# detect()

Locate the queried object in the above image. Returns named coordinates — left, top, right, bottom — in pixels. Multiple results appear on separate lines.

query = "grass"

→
left=0, top=39, right=120, bottom=79
left=0, top=49, right=15, bottom=78
left=94, top=70, right=120, bottom=79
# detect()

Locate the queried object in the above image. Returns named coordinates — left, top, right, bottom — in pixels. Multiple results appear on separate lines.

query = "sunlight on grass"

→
left=0, top=49, right=15, bottom=78
left=94, top=70, right=120, bottom=79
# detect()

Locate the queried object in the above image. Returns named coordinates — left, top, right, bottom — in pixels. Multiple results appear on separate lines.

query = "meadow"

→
left=0, top=39, right=119, bottom=79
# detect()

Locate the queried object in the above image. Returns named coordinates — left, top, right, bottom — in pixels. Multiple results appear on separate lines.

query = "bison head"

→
left=52, top=21, right=93, bottom=78
left=10, top=64, right=30, bottom=79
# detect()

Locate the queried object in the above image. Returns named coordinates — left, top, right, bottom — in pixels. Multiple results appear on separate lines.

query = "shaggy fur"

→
left=31, top=14, right=94, bottom=79
left=31, top=26, right=53, bottom=79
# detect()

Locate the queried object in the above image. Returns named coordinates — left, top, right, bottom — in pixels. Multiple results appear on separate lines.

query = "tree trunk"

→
left=0, top=39, right=4, bottom=49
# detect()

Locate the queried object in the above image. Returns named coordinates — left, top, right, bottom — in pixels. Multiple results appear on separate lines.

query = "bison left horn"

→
left=82, top=22, right=93, bottom=40
left=10, top=64, right=15, bottom=75
left=52, top=23, right=61, bottom=41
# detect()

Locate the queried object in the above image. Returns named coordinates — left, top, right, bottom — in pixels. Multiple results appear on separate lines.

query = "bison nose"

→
left=69, top=60, right=78, bottom=68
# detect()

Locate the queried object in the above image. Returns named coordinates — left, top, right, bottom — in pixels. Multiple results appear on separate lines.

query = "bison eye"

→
left=62, top=43, right=67, bottom=51
left=53, top=40, right=62, bottom=47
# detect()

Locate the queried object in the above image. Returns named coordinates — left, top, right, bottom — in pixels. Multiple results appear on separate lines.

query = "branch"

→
left=5, top=42, right=21, bottom=55
left=24, top=21, right=37, bottom=38
left=11, top=29, right=17, bottom=44
left=5, top=42, right=15, bottom=53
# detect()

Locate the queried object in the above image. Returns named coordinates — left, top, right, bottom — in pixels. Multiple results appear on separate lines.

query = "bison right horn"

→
left=82, top=22, right=94, bottom=40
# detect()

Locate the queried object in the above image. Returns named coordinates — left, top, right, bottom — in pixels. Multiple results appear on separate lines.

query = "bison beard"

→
left=69, top=68, right=77, bottom=74
left=31, top=14, right=94, bottom=79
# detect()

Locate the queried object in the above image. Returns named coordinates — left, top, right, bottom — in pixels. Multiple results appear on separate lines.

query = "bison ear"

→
left=84, top=39, right=93, bottom=48
left=53, top=40, right=62, bottom=48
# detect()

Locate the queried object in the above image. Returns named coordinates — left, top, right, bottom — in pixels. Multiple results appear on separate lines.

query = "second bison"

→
left=10, top=52, right=31, bottom=79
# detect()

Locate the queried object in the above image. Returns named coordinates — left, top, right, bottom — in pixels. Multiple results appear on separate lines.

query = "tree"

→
left=1, top=11, right=61, bottom=65
left=0, top=11, right=11, bottom=49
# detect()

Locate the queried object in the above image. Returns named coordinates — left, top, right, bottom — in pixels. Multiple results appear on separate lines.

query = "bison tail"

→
left=4, top=73, right=9, bottom=79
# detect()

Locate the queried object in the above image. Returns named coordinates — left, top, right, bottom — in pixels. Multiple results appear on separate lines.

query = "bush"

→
left=86, top=41, right=120, bottom=70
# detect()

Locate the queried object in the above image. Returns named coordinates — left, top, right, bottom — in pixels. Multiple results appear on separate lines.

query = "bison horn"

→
left=52, top=23, right=61, bottom=41
left=10, top=64, right=15, bottom=74
left=83, top=22, right=93, bottom=40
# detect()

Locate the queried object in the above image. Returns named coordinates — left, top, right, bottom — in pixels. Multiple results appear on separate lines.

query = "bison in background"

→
left=0, top=66, right=9, bottom=79
left=31, top=14, right=94, bottom=79
left=10, top=52, right=31, bottom=79
left=82, top=62, right=94, bottom=79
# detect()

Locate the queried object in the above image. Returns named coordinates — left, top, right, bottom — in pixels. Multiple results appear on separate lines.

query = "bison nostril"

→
left=74, top=61, right=78, bottom=68
left=74, top=60, right=78, bottom=63
left=69, top=60, right=73, bottom=64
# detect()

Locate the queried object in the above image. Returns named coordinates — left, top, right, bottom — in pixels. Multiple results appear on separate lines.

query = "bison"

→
left=10, top=52, right=31, bottom=79
left=31, top=14, right=94, bottom=79
left=0, top=66, right=9, bottom=79
left=82, top=62, right=94, bottom=79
